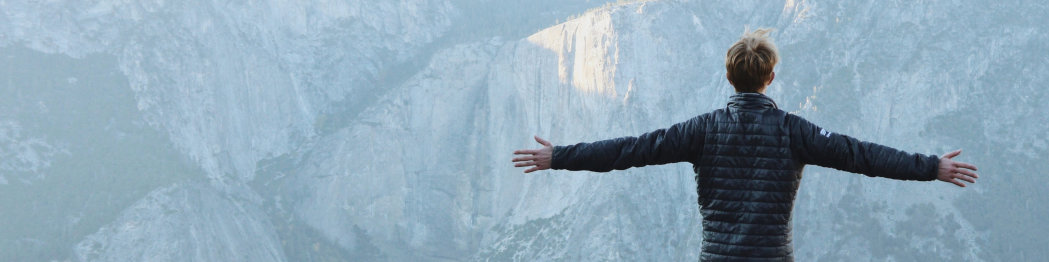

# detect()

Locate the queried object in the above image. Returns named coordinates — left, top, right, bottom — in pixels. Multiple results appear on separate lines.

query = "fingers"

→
left=954, top=173, right=976, bottom=184
left=945, top=178, right=966, bottom=187
left=512, top=156, right=537, bottom=162
left=954, top=161, right=978, bottom=172
left=942, top=149, right=962, bottom=159
left=954, top=167, right=979, bottom=179
left=517, top=136, right=552, bottom=173
left=535, top=136, right=552, bottom=147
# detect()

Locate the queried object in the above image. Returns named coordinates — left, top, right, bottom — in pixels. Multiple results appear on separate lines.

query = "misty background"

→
left=1, top=0, right=1047, bottom=261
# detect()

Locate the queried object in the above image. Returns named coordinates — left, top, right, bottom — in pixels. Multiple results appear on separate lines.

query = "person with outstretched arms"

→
left=512, top=28, right=980, bottom=261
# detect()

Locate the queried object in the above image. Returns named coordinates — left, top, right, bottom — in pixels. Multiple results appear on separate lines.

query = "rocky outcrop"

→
left=1, top=0, right=457, bottom=184
left=74, top=183, right=283, bottom=261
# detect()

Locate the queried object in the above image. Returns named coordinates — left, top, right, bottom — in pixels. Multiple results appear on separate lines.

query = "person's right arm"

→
left=787, top=114, right=978, bottom=185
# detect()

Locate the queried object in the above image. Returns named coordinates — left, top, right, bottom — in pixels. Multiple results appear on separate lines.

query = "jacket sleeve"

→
left=787, top=114, right=939, bottom=181
left=551, top=115, right=706, bottom=172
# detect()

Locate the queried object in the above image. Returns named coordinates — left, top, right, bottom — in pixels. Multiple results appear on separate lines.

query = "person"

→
left=511, top=28, right=979, bottom=261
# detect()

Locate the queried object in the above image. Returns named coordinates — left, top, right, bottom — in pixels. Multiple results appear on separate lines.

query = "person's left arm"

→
left=513, top=115, right=706, bottom=173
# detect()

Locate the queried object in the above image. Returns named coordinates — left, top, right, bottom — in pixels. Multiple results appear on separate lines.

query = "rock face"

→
left=74, top=183, right=284, bottom=261
left=2, top=0, right=458, bottom=261
left=0, top=47, right=201, bottom=261
left=261, top=41, right=503, bottom=261
left=0, top=0, right=457, bottom=184
left=1, top=0, right=1048, bottom=261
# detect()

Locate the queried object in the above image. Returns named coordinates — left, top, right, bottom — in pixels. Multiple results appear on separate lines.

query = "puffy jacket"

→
left=551, top=93, right=939, bottom=261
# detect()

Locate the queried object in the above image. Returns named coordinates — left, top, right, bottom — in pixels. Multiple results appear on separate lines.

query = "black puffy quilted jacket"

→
left=551, top=93, right=940, bottom=261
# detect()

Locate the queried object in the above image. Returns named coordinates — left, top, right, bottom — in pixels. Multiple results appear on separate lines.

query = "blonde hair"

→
left=725, top=28, right=779, bottom=92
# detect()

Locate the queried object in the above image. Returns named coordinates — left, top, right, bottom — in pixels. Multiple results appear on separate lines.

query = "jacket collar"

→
left=728, top=92, right=778, bottom=110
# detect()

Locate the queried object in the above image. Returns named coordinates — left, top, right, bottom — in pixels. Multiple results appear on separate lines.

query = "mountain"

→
left=2, top=0, right=1047, bottom=261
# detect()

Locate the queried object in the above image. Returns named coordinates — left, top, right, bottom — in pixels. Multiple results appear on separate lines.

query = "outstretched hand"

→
left=938, top=149, right=979, bottom=187
left=513, top=136, right=554, bottom=173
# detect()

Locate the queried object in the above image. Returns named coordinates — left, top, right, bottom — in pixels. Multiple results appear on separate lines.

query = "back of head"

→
left=725, top=28, right=779, bottom=93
